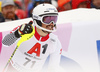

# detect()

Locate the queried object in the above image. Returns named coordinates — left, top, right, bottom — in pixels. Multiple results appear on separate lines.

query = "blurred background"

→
left=0, top=0, right=100, bottom=22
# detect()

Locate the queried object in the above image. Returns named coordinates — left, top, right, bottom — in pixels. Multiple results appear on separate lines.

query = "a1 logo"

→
left=27, top=43, right=48, bottom=57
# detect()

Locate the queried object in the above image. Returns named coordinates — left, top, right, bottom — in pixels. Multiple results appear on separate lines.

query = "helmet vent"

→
left=44, top=11, right=49, bottom=12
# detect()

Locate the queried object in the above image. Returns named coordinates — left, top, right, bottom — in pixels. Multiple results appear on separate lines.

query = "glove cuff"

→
left=14, top=30, right=21, bottom=38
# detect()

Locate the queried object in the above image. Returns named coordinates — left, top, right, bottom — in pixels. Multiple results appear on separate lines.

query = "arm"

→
left=2, top=31, right=20, bottom=46
left=2, top=21, right=33, bottom=46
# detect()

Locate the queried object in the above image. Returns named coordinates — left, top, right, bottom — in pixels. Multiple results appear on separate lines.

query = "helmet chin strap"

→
left=42, top=30, right=51, bottom=34
left=34, top=20, right=57, bottom=33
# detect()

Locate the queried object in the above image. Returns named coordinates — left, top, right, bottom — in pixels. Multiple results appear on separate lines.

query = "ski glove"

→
left=14, top=21, right=33, bottom=38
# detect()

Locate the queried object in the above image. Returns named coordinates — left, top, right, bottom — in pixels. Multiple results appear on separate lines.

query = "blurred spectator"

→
left=27, top=2, right=34, bottom=17
left=91, top=0, right=100, bottom=9
left=1, top=0, right=18, bottom=22
left=24, top=0, right=31, bottom=17
left=72, top=0, right=91, bottom=9
left=14, top=0, right=27, bottom=19
left=0, top=12, right=5, bottom=22
left=0, top=1, right=2, bottom=12
left=14, top=0, right=23, bottom=9
left=15, top=9, right=27, bottom=19
left=0, top=1, right=5, bottom=22
left=33, top=0, right=51, bottom=8
left=27, top=0, right=52, bottom=17
left=57, top=0, right=72, bottom=12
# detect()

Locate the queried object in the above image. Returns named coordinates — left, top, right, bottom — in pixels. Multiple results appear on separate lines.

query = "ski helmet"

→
left=32, top=3, right=58, bottom=32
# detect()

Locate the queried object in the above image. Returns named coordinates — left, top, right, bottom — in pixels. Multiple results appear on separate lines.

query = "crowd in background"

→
left=0, top=0, right=100, bottom=22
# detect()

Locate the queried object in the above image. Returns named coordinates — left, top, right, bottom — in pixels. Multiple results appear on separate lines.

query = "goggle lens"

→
left=42, top=16, right=57, bottom=24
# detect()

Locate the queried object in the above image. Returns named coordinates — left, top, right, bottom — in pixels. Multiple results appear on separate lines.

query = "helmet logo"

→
left=46, top=8, right=57, bottom=12
left=33, top=15, right=38, bottom=19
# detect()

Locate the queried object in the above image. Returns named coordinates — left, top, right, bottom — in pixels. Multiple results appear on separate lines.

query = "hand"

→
left=14, top=21, right=33, bottom=38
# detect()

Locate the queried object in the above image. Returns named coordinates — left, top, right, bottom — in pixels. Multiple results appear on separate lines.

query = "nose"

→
left=49, top=22, right=54, bottom=26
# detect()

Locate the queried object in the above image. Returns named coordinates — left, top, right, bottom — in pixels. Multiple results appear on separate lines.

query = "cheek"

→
left=42, top=24, right=47, bottom=28
left=2, top=9, right=7, bottom=14
left=12, top=8, right=15, bottom=12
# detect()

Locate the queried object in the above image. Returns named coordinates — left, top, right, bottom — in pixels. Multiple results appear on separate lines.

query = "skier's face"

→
left=41, top=22, right=55, bottom=34
left=42, top=22, right=54, bottom=31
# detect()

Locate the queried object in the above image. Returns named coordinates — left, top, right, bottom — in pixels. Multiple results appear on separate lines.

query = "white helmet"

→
left=32, top=3, right=58, bottom=32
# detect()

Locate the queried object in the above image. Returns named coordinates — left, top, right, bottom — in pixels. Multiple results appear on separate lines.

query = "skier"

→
left=2, top=3, right=64, bottom=72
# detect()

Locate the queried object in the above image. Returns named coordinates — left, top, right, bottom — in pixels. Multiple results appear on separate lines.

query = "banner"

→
left=0, top=32, right=2, bottom=53
left=0, top=8, right=100, bottom=72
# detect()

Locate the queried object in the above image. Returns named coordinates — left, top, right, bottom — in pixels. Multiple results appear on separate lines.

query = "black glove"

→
left=15, top=21, right=33, bottom=38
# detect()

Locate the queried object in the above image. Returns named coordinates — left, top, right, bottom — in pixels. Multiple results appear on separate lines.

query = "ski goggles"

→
left=41, top=15, right=58, bottom=25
